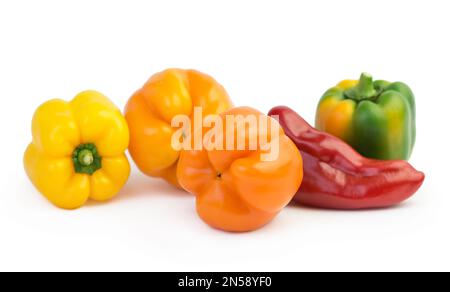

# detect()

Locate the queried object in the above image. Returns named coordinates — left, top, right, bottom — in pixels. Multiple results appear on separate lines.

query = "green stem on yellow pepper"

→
left=72, top=143, right=102, bottom=175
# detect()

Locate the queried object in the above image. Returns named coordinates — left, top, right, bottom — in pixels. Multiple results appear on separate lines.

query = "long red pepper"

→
left=269, top=106, right=425, bottom=209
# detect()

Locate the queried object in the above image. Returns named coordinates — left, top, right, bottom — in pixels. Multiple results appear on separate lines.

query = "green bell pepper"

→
left=315, top=73, right=416, bottom=160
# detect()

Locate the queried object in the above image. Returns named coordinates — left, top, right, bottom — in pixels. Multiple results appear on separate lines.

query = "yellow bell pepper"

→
left=24, top=91, right=130, bottom=209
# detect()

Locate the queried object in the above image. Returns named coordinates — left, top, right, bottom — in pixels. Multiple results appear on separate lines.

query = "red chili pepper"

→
left=268, top=106, right=425, bottom=210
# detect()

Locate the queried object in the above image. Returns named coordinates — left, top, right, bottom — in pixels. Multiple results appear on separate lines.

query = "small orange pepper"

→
left=124, top=69, right=233, bottom=187
left=177, top=107, right=303, bottom=232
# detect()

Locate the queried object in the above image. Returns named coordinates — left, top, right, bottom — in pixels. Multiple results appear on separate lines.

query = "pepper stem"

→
left=72, top=143, right=102, bottom=175
left=78, top=149, right=94, bottom=166
left=345, top=72, right=378, bottom=101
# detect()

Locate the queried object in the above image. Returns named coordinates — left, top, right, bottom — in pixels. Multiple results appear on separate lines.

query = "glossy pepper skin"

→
left=316, top=73, right=416, bottom=160
left=269, top=106, right=424, bottom=210
left=124, top=69, right=233, bottom=188
left=177, top=107, right=303, bottom=232
left=24, top=91, right=130, bottom=209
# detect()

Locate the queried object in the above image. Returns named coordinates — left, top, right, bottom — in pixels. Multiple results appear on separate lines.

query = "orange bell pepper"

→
left=177, top=107, right=303, bottom=232
left=124, top=69, right=233, bottom=187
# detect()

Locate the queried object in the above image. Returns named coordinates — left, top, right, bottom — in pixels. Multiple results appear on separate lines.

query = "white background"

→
left=0, top=0, right=449, bottom=272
